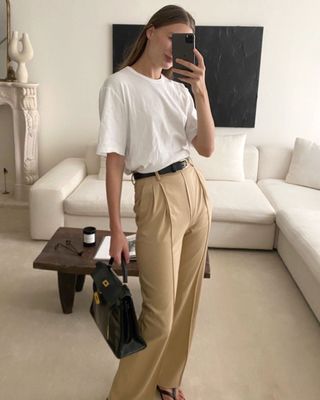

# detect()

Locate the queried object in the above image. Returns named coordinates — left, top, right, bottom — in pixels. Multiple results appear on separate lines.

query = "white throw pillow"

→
left=98, top=156, right=106, bottom=180
left=286, top=137, right=320, bottom=190
left=191, top=133, right=246, bottom=181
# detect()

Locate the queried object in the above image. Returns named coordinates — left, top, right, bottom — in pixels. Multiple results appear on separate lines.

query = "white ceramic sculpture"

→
left=8, top=31, right=34, bottom=83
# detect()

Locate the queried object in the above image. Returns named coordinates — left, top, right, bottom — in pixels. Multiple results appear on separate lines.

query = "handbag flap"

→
left=91, top=262, right=131, bottom=307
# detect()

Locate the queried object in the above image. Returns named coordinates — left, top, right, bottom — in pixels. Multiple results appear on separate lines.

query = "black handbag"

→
left=89, top=255, right=147, bottom=359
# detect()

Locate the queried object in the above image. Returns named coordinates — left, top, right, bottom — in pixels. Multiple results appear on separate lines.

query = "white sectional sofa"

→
left=276, top=209, right=320, bottom=324
left=256, top=143, right=320, bottom=321
left=29, top=142, right=276, bottom=249
left=29, top=136, right=320, bottom=321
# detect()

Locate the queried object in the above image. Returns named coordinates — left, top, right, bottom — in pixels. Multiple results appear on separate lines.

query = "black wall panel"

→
left=112, top=24, right=263, bottom=128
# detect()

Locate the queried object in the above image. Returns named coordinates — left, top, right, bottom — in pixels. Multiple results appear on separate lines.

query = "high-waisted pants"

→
left=108, top=158, right=212, bottom=400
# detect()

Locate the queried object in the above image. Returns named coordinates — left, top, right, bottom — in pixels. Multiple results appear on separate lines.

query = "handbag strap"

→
left=109, top=253, right=128, bottom=283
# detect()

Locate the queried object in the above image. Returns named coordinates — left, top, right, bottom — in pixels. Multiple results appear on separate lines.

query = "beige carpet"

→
left=0, top=207, right=320, bottom=400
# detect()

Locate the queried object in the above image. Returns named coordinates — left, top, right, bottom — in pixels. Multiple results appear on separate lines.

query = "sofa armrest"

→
left=29, top=158, right=87, bottom=239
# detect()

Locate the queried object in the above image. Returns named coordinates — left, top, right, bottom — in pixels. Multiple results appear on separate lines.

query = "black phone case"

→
left=172, top=34, right=195, bottom=82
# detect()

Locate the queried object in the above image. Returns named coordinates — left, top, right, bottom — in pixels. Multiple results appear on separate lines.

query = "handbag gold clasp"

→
left=94, top=292, right=100, bottom=304
left=102, top=279, right=109, bottom=288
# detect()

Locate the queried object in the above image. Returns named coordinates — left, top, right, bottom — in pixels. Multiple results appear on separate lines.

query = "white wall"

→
left=1, top=0, right=320, bottom=176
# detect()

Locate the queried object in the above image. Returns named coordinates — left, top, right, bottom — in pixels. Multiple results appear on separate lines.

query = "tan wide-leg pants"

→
left=108, top=158, right=212, bottom=400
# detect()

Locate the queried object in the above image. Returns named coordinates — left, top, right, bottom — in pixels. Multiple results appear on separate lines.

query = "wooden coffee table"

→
left=33, top=227, right=211, bottom=314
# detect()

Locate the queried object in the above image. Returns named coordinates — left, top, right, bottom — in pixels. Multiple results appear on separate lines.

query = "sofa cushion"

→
left=286, top=137, right=320, bottom=190
left=258, top=179, right=320, bottom=212
left=206, top=180, right=275, bottom=224
left=64, top=174, right=274, bottom=225
left=242, top=145, right=259, bottom=181
left=64, top=175, right=135, bottom=217
left=84, top=141, right=100, bottom=175
left=257, top=145, right=292, bottom=180
left=190, top=134, right=246, bottom=181
left=191, top=144, right=258, bottom=182
left=98, top=156, right=105, bottom=180
left=276, top=209, right=320, bottom=283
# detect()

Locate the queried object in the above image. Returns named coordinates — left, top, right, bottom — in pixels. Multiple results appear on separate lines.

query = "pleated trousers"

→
left=108, top=158, right=212, bottom=400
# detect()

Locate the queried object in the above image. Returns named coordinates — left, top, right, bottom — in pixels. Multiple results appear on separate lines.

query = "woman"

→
left=97, top=4, right=215, bottom=400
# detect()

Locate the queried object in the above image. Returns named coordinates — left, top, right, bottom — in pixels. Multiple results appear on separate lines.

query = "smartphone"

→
left=172, top=33, right=195, bottom=82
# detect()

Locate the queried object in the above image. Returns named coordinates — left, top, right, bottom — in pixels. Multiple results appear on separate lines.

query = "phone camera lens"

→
left=185, top=34, right=194, bottom=43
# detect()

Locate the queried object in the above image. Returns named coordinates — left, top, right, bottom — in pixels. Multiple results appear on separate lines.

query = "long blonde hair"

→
left=116, top=5, right=195, bottom=79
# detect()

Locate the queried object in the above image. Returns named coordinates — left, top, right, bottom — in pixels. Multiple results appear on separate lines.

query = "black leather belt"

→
left=133, top=159, right=189, bottom=181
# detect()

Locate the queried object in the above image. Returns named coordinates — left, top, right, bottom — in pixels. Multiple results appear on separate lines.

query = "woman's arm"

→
left=106, top=152, right=130, bottom=265
left=172, top=48, right=215, bottom=157
left=192, top=87, right=215, bottom=157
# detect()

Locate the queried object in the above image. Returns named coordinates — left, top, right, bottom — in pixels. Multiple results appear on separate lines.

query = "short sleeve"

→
left=184, top=87, right=198, bottom=143
left=96, top=82, right=128, bottom=157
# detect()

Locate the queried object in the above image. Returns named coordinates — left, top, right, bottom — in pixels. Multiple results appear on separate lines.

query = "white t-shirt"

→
left=96, top=66, right=198, bottom=175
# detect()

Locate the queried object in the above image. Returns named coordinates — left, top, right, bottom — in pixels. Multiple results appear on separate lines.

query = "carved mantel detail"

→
left=0, top=81, right=40, bottom=201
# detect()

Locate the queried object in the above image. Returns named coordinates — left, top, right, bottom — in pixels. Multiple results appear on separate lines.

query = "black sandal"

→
left=157, top=385, right=177, bottom=399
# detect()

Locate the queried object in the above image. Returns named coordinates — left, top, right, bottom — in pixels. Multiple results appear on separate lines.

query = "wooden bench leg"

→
left=57, top=272, right=76, bottom=314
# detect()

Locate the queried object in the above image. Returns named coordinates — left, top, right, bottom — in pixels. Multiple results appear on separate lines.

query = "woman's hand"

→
left=109, top=229, right=130, bottom=265
left=172, top=48, right=207, bottom=96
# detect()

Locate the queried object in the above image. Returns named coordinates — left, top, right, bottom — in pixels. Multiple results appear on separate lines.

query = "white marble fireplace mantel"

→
left=0, top=81, right=39, bottom=202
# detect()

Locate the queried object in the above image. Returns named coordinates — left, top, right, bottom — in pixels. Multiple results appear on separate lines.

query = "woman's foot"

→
left=157, top=385, right=186, bottom=400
